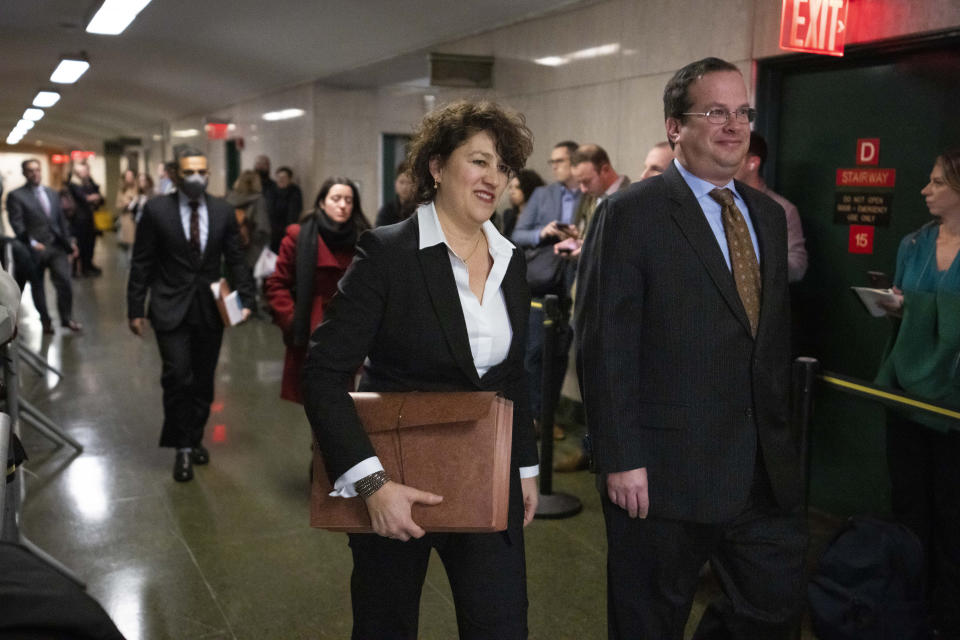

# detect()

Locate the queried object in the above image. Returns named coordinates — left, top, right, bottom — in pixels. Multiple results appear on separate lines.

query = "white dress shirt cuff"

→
left=519, top=465, right=539, bottom=479
left=330, top=456, right=384, bottom=498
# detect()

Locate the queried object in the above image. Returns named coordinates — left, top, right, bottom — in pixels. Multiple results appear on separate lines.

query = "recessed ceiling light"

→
left=33, top=91, right=61, bottom=108
left=86, top=0, right=153, bottom=35
left=172, top=129, right=200, bottom=138
left=262, top=108, right=305, bottom=121
left=50, top=58, right=90, bottom=84
left=23, top=108, right=44, bottom=121
left=16, top=119, right=35, bottom=131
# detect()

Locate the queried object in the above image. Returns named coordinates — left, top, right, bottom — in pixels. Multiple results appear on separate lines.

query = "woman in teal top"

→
left=877, top=148, right=960, bottom=637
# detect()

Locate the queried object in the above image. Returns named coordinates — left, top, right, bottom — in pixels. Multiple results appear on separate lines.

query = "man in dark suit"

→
left=6, top=159, right=82, bottom=333
left=576, top=57, right=807, bottom=639
left=127, top=148, right=255, bottom=482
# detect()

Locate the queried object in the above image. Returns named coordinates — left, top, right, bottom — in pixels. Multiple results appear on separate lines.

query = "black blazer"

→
left=301, top=213, right=538, bottom=485
left=575, top=162, right=802, bottom=523
left=6, top=184, right=73, bottom=253
left=127, top=192, right=255, bottom=332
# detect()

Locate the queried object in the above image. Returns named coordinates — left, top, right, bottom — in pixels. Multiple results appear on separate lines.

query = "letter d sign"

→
left=857, top=139, right=879, bottom=165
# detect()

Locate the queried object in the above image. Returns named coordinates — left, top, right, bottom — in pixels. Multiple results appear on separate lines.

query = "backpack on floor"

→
left=807, top=515, right=929, bottom=640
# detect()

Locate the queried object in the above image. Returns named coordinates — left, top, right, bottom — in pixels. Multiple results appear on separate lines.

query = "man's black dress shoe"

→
left=61, top=319, right=83, bottom=333
left=173, top=451, right=193, bottom=482
left=190, top=445, right=209, bottom=465
left=40, top=319, right=55, bottom=335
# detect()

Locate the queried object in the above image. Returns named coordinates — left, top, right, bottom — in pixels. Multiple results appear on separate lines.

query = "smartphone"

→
left=868, top=271, right=892, bottom=289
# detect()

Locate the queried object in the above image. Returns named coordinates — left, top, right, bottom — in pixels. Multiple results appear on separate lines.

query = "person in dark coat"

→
left=269, top=166, right=304, bottom=252
left=65, top=162, right=103, bottom=277
left=500, top=168, right=544, bottom=239
left=264, top=177, right=367, bottom=403
left=127, top=148, right=255, bottom=483
left=375, top=161, right=417, bottom=227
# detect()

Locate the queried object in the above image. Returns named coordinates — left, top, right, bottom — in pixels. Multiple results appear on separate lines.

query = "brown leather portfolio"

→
left=310, top=391, right=513, bottom=533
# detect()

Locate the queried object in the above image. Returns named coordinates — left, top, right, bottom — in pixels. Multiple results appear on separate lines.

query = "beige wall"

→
left=158, top=0, right=960, bottom=222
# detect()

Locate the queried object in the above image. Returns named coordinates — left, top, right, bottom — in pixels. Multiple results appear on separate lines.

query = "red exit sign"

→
left=780, top=0, right=849, bottom=57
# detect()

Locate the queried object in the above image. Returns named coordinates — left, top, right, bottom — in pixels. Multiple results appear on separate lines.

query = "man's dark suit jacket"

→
left=6, top=184, right=73, bottom=253
left=301, top=213, right=539, bottom=493
left=127, top=193, right=255, bottom=332
left=576, top=162, right=802, bottom=523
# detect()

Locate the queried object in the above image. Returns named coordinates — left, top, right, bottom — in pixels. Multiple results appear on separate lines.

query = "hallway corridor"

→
left=14, top=239, right=611, bottom=640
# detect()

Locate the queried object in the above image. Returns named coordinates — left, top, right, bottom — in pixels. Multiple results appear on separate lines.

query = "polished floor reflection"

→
left=16, top=239, right=824, bottom=639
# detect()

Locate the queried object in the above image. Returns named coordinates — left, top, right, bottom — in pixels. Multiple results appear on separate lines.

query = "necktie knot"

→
left=189, top=200, right=199, bottom=212
left=709, top=188, right=735, bottom=208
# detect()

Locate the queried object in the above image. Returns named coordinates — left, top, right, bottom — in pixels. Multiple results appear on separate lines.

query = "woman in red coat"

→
left=265, top=177, right=369, bottom=402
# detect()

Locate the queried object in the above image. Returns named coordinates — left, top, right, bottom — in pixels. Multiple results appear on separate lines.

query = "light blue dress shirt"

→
left=674, top=159, right=759, bottom=270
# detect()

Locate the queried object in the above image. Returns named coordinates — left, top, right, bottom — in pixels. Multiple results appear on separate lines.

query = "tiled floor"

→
left=13, top=239, right=827, bottom=639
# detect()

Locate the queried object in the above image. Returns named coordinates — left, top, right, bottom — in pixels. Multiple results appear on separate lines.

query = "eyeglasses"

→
left=681, top=107, right=757, bottom=125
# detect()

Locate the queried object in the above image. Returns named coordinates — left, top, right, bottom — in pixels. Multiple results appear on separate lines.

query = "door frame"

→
left=755, top=28, right=960, bottom=191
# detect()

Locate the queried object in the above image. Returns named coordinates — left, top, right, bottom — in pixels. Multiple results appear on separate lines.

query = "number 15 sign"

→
left=780, top=0, right=849, bottom=57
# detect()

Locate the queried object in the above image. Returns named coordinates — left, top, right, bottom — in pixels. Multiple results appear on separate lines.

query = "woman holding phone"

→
left=302, top=100, right=538, bottom=639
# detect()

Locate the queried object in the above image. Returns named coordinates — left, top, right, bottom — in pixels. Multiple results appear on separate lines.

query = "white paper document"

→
left=210, top=279, right=245, bottom=326
left=851, top=287, right=897, bottom=318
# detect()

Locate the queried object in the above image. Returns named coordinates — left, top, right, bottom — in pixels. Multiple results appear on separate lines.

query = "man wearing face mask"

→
left=127, top=148, right=255, bottom=482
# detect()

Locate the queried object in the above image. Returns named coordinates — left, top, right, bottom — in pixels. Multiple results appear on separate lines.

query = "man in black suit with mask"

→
left=576, top=58, right=807, bottom=638
left=7, top=159, right=82, bottom=333
left=127, top=148, right=255, bottom=482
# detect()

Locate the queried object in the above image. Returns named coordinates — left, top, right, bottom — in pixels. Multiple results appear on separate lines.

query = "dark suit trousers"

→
left=71, top=212, right=96, bottom=272
left=346, top=476, right=528, bottom=640
left=887, top=413, right=960, bottom=635
left=29, top=246, right=72, bottom=323
left=154, top=299, right=224, bottom=449
left=602, top=463, right=807, bottom=640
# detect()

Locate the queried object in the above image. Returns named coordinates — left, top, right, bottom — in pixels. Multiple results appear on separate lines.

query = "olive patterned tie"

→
left=709, top=188, right=761, bottom=337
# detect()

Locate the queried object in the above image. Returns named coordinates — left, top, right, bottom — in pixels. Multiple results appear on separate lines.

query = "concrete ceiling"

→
left=0, top=0, right=587, bottom=151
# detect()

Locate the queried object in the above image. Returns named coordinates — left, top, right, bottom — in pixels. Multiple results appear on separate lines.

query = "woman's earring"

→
left=434, top=178, right=439, bottom=189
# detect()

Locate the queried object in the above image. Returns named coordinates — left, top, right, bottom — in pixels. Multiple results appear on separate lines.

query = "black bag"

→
left=807, top=516, right=929, bottom=640
left=524, top=245, right=568, bottom=297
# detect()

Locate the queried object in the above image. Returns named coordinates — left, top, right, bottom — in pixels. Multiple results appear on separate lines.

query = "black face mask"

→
left=180, top=175, right=207, bottom=200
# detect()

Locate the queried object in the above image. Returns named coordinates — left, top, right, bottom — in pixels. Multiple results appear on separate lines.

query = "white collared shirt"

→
left=177, top=191, right=209, bottom=252
left=331, top=203, right=538, bottom=498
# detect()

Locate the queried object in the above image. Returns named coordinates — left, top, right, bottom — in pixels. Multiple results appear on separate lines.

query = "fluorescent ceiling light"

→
left=51, top=59, right=90, bottom=84
left=172, top=128, right=200, bottom=138
left=6, top=133, right=24, bottom=145
left=86, top=0, right=152, bottom=35
left=534, top=43, right=621, bottom=67
left=534, top=56, right=566, bottom=67
left=152, top=134, right=163, bottom=141
left=262, top=108, right=304, bottom=121
left=16, top=119, right=35, bottom=131
left=33, top=91, right=61, bottom=107
left=23, top=108, right=44, bottom=121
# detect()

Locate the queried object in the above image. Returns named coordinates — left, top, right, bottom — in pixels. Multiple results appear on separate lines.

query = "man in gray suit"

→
left=6, top=159, right=81, bottom=333
left=577, top=57, right=806, bottom=639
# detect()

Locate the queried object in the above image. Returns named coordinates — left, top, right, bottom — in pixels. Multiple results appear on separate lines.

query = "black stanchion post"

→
left=535, top=295, right=582, bottom=519
left=791, top=356, right=820, bottom=509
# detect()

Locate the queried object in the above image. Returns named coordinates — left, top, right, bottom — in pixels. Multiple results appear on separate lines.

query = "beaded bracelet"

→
left=355, top=470, right=390, bottom=498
